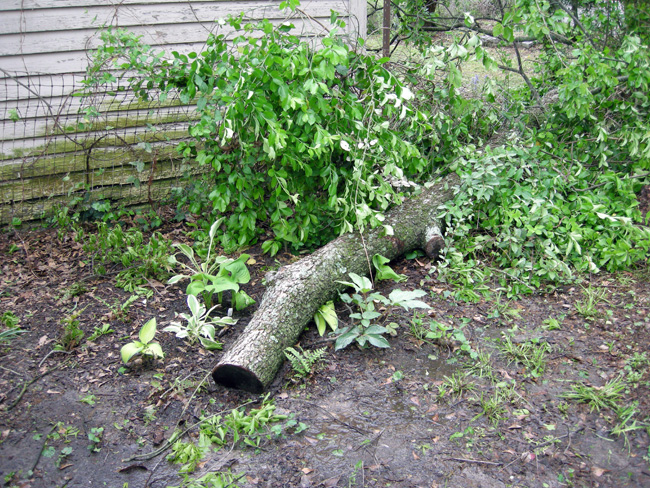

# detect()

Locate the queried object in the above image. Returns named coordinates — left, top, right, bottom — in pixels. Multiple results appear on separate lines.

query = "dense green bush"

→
left=86, top=12, right=437, bottom=254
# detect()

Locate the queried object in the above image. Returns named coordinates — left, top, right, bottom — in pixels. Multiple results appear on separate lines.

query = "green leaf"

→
left=205, top=277, right=239, bottom=294
left=139, top=318, right=157, bottom=344
left=167, top=274, right=186, bottom=285
left=334, top=328, right=358, bottom=351
left=388, top=289, right=430, bottom=310
left=187, top=294, right=202, bottom=316
left=234, top=290, right=255, bottom=311
left=120, top=342, right=142, bottom=363
left=366, top=334, right=390, bottom=348
left=187, top=280, right=206, bottom=296
left=224, top=256, right=251, bottom=284
left=145, top=342, right=165, bottom=359
left=372, top=254, right=407, bottom=282
left=199, top=336, right=223, bottom=350
left=314, top=313, right=326, bottom=336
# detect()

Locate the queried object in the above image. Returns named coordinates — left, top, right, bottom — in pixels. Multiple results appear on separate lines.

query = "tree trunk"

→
left=211, top=174, right=459, bottom=393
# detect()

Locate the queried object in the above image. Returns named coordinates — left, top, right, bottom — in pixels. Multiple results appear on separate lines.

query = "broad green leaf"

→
left=205, top=276, right=239, bottom=294
left=365, top=325, right=388, bottom=335
left=372, top=254, right=407, bottom=282
left=334, top=327, right=358, bottom=351
left=388, top=289, right=430, bottom=310
left=234, top=290, right=255, bottom=311
left=224, top=256, right=251, bottom=284
left=366, top=334, right=390, bottom=348
left=314, top=314, right=327, bottom=336
left=120, top=342, right=142, bottom=364
left=187, top=280, right=206, bottom=296
left=145, top=342, right=165, bottom=359
left=199, top=336, right=223, bottom=350
left=139, top=318, right=157, bottom=344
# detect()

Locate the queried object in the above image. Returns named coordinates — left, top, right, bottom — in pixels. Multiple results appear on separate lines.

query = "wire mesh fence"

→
left=0, top=70, right=196, bottom=224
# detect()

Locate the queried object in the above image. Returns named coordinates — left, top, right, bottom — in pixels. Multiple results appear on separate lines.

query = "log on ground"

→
left=212, top=174, right=459, bottom=393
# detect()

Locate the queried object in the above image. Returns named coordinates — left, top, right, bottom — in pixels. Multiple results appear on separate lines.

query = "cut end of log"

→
left=212, top=364, right=265, bottom=394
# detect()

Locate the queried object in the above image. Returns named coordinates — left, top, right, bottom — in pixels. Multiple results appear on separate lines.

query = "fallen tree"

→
left=212, top=174, right=459, bottom=393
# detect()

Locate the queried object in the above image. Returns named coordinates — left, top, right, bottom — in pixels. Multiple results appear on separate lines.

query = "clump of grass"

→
left=561, top=375, right=625, bottom=412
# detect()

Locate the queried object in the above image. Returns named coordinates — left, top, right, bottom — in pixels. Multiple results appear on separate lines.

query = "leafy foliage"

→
left=335, top=273, right=430, bottom=350
left=168, top=220, right=255, bottom=310
left=284, top=346, right=328, bottom=378
left=164, top=294, right=234, bottom=350
left=85, top=13, right=432, bottom=254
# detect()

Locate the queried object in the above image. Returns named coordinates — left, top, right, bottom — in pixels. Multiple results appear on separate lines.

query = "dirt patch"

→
left=1, top=222, right=649, bottom=488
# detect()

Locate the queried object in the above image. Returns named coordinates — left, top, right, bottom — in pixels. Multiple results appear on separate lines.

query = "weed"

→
left=499, top=335, right=551, bottom=377
left=409, top=315, right=477, bottom=359
left=95, top=295, right=138, bottom=322
left=87, top=323, right=114, bottom=342
left=80, top=394, right=97, bottom=405
left=335, top=273, right=430, bottom=350
left=562, top=375, right=625, bottom=412
left=1, top=311, right=19, bottom=328
left=58, top=282, right=88, bottom=302
left=575, top=284, right=608, bottom=319
left=0, top=327, right=25, bottom=344
left=284, top=346, right=327, bottom=378
left=473, top=390, right=508, bottom=426
left=121, top=318, right=164, bottom=364
left=87, top=427, right=104, bottom=452
left=164, top=294, right=233, bottom=350
left=168, top=470, right=244, bottom=488
left=542, top=315, right=564, bottom=331
left=56, top=309, right=85, bottom=351
left=438, top=371, right=476, bottom=400
left=463, top=349, right=494, bottom=379
left=487, top=293, right=521, bottom=321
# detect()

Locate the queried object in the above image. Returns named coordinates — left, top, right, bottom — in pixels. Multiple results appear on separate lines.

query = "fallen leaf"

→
left=412, top=451, right=420, bottom=460
left=410, top=396, right=420, bottom=406
left=46, top=390, right=61, bottom=394
left=247, top=257, right=257, bottom=265
left=591, top=466, right=608, bottom=477
left=301, top=468, right=313, bottom=474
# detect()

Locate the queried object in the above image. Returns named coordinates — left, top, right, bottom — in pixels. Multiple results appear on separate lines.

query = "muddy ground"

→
left=0, top=219, right=649, bottom=488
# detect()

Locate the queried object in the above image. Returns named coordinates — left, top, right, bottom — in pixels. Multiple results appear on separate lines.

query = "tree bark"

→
left=211, top=174, right=459, bottom=393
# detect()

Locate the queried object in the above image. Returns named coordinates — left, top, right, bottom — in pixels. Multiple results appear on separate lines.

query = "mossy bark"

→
left=212, top=174, right=459, bottom=393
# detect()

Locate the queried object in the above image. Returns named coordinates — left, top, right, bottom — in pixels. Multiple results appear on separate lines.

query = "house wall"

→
left=0, top=0, right=366, bottom=223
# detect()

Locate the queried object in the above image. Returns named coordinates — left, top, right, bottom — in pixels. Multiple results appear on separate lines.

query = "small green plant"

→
left=168, top=470, right=244, bottom=488
left=58, top=282, right=88, bottom=302
left=1, top=311, right=19, bottom=328
left=55, top=309, right=85, bottom=351
left=473, top=390, right=508, bottom=427
left=6, top=243, right=20, bottom=254
left=95, top=294, right=138, bottom=322
left=284, top=346, right=327, bottom=378
left=199, top=395, right=289, bottom=450
left=562, top=375, right=625, bottom=412
left=168, top=220, right=255, bottom=311
left=87, top=323, right=114, bottom=342
left=80, top=394, right=97, bottom=405
left=335, top=273, right=430, bottom=350
left=437, top=371, right=476, bottom=400
left=83, top=223, right=175, bottom=293
left=463, top=348, right=494, bottom=379
left=87, top=427, right=104, bottom=452
left=542, top=316, right=563, bottom=331
left=575, top=284, right=608, bottom=319
left=499, top=335, right=551, bottom=377
left=121, top=318, right=164, bottom=363
left=164, top=294, right=234, bottom=350
left=409, top=315, right=477, bottom=359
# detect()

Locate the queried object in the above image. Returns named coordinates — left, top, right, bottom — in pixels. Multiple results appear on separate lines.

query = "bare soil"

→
left=1, top=219, right=649, bottom=488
